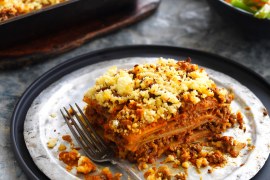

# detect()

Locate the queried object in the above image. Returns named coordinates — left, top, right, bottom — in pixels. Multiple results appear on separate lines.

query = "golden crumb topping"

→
left=0, top=0, right=66, bottom=21
left=84, top=58, right=227, bottom=125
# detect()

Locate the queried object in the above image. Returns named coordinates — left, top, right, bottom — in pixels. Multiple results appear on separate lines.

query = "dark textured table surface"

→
left=1, top=0, right=270, bottom=179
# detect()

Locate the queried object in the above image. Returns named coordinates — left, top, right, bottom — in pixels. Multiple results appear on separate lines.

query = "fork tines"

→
left=60, top=103, right=107, bottom=158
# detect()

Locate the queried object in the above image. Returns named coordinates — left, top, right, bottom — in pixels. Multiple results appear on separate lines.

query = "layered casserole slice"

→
left=83, top=58, right=245, bottom=164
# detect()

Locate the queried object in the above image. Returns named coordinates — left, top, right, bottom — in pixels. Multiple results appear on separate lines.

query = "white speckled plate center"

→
left=24, top=57, right=270, bottom=180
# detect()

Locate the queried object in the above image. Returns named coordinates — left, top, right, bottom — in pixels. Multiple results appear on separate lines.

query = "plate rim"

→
left=10, top=45, right=270, bottom=179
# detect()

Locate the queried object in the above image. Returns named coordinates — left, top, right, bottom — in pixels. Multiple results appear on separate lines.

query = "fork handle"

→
left=110, top=159, right=141, bottom=180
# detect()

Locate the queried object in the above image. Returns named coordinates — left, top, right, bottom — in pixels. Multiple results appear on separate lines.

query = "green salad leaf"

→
left=230, top=0, right=256, bottom=13
left=255, top=4, right=270, bottom=18
left=227, top=0, right=270, bottom=19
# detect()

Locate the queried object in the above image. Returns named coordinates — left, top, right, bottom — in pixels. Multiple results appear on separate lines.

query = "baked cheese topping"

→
left=85, top=58, right=227, bottom=124
left=0, top=0, right=66, bottom=21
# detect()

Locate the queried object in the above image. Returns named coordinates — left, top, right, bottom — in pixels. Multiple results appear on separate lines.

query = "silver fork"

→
left=60, top=103, right=141, bottom=180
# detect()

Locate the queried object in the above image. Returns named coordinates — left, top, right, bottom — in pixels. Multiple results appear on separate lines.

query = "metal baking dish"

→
left=0, top=0, right=136, bottom=49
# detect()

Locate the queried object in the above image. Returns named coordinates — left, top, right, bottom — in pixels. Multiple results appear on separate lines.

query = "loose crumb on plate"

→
left=77, top=156, right=96, bottom=174
left=62, top=134, right=72, bottom=143
left=58, top=143, right=67, bottom=151
left=84, top=167, right=122, bottom=180
left=47, top=137, right=58, bottom=149
left=144, top=165, right=186, bottom=180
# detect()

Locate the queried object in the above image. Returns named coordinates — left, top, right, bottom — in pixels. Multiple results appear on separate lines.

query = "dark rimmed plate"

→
left=11, top=45, right=270, bottom=179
